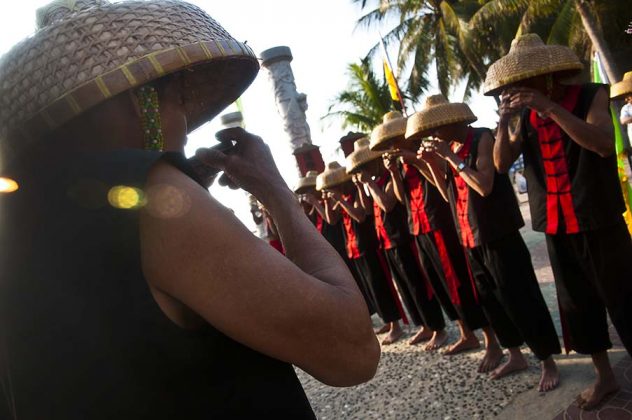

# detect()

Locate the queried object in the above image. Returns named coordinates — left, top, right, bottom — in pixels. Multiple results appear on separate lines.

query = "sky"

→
left=0, top=0, right=499, bottom=231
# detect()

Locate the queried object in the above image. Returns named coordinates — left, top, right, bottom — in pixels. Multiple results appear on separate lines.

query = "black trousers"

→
left=384, top=244, right=445, bottom=330
left=417, top=227, right=488, bottom=331
left=467, top=231, right=561, bottom=360
left=353, top=250, right=402, bottom=324
left=413, top=234, right=460, bottom=322
left=546, top=219, right=632, bottom=356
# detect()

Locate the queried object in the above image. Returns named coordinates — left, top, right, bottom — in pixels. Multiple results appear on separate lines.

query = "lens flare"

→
left=0, top=177, right=19, bottom=193
left=107, top=185, right=145, bottom=209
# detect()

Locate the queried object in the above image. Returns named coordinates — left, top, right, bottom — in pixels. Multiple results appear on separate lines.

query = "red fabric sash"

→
left=450, top=129, right=476, bottom=248
left=432, top=230, right=461, bottom=306
left=402, top=163, right=431, bottom=235
left=315, top=212, right=323, bottom=234
left=341, top=194, right=361, bottom=259
left=373, top=174, right=394, bottom=250
left=529, top=86, right=582, bottom=234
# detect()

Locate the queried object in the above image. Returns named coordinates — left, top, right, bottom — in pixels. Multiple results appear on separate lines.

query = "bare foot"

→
left=409, top=327, right=433, bottom=345
left=539, top=357, right=560, bottom=392
left=478, top=345, right=503, bottom=373
left=444, top=334, right=481, bottom=356
left=490, top=350, right=528, bottom=380
left=576, top=377, right=620, bottom=410
left=381, top=323, right=404, bottom=345
left=374, top=324, right=389, bottom=335
left=423, top=330, right=449, bottom=351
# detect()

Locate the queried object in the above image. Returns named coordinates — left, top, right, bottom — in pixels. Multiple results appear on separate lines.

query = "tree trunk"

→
left=574, top=0, right=621, bottom=83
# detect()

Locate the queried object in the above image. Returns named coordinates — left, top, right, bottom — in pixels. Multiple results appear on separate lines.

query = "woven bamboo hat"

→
left=405, top=95, right=477, bottom=139
left=611, top=71, right=632, bottom=100
left=369, top=111, right=407, bottom=152
left=0, top=0, right=259, bottom=156
left=294, top=170, right=318, bottom=194
left=346, top=137, right=382, bottom=174
left=316, top=162, right=352, bottom=191
left=483, top=33, right=582, bottom=96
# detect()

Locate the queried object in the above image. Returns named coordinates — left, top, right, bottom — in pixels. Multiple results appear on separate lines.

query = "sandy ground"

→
left=295, top=196, right=631, bottom=419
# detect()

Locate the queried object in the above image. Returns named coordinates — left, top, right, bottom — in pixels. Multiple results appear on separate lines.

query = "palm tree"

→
left=322, top=58, right=394, bottom=132
left=469, top=0, right=630, bottom=83
left=353, top=0, right=488, bottom=101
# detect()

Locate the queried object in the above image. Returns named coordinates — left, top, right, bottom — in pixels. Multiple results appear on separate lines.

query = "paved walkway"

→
left=296, top=197, right=632, bottom=419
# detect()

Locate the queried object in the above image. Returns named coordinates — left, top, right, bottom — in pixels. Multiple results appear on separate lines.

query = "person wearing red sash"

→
left=295, top=171, right=325, bottom=233
left=413, top=95, right=562, bottom=393
left=318, top=161, right=405, bottom=345
left=490, top=34, right=632, bottom=410
left=347, top=138, right=448, bottom=350
left=369, top=112, right=500, bottom=364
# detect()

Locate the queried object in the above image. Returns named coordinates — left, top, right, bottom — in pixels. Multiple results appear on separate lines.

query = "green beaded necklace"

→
left=136, top=85, right=165, bottom=152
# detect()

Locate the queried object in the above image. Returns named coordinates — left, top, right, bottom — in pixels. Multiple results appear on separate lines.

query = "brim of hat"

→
left=4, top=39, right=259, bottom=155
left=405, top=111, right=478, bottom=140
left=483, top=64, right=582, bottom=96
left=294, top=182, right=317, bottom=194
left=317, top=176, right=351, bottom=191
left=369, top=134, right=402, bottom=152
left=611, top=80, right=632, bottom=100
left=346, top=150, right=382, bottom=174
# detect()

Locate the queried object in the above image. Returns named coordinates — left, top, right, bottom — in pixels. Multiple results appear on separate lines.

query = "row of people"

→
left=292, top=34, right=632, bottom=409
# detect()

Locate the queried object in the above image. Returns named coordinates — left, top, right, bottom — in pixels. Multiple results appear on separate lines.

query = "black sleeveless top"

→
left=446, top=127, right=524, bottom=247
left=520, top=83, right=624, bottom=233
left=0, top=150, right=315, bottom=419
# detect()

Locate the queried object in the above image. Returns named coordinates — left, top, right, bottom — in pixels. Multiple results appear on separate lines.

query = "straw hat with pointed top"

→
left=611, top=71, right=632, bottom=100
left=0, top=0, right=259, bottom=158
left=405, top=95, right=477, bottom=139
left=346, top=137, right=382, bottom=174
left=294, top=170, right=319, bottom=194
left=483, top=33, right=582, bottom=96
left=369, top=111, right=407, bottom=152
left=316, top=162, right=352, bottom=191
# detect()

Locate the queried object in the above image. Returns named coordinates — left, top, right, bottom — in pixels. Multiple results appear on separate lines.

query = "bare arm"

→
left=508, top=86, right=615, bottom=157
left=140, top=128, right=379, bottom=387
left=384, top=153, right=406, bottom=204
left=494, top=95, right=524, bottom=173
left=358, top=170, right=396, bottom=212
left=352, top=176, right=373, bottom=215
left=330, top=191, right=366, bottom=223
left=418, top=147, right=450, bottom=202
left=401, top=148, right=436, bottom=186
left=425, top=134, right=495, bottom=197
left=322, top=193, right=342, bottom=225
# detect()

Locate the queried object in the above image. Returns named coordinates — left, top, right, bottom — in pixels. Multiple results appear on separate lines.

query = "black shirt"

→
left=0, top=149, right=315, bottom=419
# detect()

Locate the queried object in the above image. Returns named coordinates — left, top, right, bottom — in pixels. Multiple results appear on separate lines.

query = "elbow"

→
left=479, top=184, right=493, bottom=197
left=493, top=157, right=511, bottom=174
left=597, top=144, right=616, bottom=158
left=324, top=335, right=381, bottom=387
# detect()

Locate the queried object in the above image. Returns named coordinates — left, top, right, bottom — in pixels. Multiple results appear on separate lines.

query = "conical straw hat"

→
left=294, top=170, right=318, bottom=194
left=611, top=71, right=632, bottom=100
left=369, top=111, right=407, bottom=152
left=0, top=0, right=259, bottom=158
left=483, top=33, right=582, bottom=96
left=405, top=95, right=477, bottom=139
left=346, top=137, right=382, bottom=174
left=316, top=162, right=352, bottom=191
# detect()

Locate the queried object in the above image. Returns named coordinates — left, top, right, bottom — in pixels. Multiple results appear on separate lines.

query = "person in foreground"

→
left=489, top=33, right=632, bottom=410
left=0, top=1, right=380, bottom=419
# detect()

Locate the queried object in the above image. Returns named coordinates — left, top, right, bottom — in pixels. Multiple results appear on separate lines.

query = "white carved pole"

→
left=260, top=46, right=323, bottom=176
